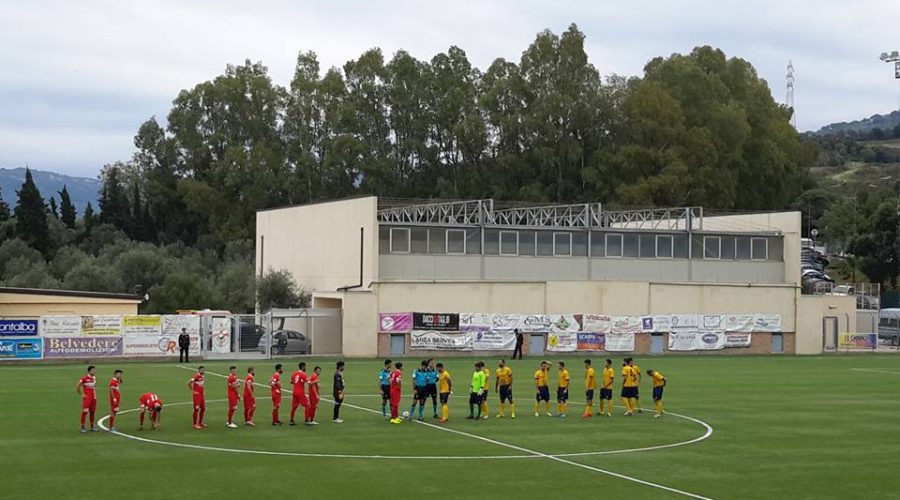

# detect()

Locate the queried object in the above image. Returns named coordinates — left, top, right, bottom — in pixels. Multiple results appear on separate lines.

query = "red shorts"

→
left=193, top=394, right=206, bottom=409
left=244, top=396, right=255, bottom=408
left=82, top=398, right=97, bottom=411
left=228, top=396, right=240, bottom=410
left=110, top=399, right=120, bottom=413
left=390, top=392, right=401, bottom=405
left=292, top=394, right=308, bottom=408
left=309, top=396, right=319, bottom=409
left=271, top=392, right=281, bottom=407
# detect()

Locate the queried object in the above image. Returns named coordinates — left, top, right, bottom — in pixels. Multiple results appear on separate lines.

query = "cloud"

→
left=2, top=0, right=899, bottom=177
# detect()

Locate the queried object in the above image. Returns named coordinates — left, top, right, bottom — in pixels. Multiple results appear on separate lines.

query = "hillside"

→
left=815, top=110, right=900, bottom=136
left=0, top=167, right=100, bottom=215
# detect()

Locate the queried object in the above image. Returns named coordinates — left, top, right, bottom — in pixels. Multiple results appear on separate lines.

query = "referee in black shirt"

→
left=332, top=361, right=345, bottom=423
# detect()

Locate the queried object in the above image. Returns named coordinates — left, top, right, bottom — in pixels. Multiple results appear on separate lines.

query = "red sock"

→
left=273, top=408, right=279, bottom=424
left=199, top=407, right=205, bottom=424
left=90, top=411, right=96, bottom=427
left=249, top=406, right=255, bottom=421
left=140, top=412, right=145, bottom=426
left=109, top=413, right=116, bottom=427
left=290, top=404, right=298, bottom=421
left=227, top=407, right=235, bottom=424
left=192, top=408, right=198, bottom=425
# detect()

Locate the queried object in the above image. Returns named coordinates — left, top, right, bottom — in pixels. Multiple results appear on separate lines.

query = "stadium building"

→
left=256, top=197, right=857, bottom=357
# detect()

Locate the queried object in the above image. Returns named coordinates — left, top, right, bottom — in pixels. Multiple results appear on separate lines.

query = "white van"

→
left=878, top=308, right=900, bottom=345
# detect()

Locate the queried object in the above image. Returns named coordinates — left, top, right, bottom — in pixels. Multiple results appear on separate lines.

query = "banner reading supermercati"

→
left=413, top=313, right=459, bottom=332
left=725, top=332, right=752, bottom=348
left=410, top=330, right=472, bottom=350
left=80, top=315, right=122, bottom=336
left=123, top=315, right=161, bottom=336
left=547, top=331, right=577, bottom=352
left=0, top=338, right=43, bottom=359
left=582, top=314, right=611, bottom=334
left=725, top=314, right=754, bottom=333
left=753, top=314, right=782, bottom=332
left=604, top=332, right=635, bottom=351
left=838, top=333, right=877, bottom=350
left=472, top=330, right=517, bottom=351
left=0, top=319, right=38, bottom=336
left=40, top=316, right=81, bottom=337
left=124, top=332, right=200, bottom=356
left=577, top=332, right=605, bottom=351
left=379, top=313, right=413, bottom=332
left=44, top=337, right=123, bottom=358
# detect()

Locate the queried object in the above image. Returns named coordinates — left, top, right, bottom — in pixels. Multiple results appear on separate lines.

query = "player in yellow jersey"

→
left=533, top=361, right=551, bottom=416
left=620, top=358, right=638, bottom=416
left=630, top=358, right=643, bottom=413
left=556, top=361, right=570, bottom=417
left=647, top=369, right=666, bottom=418
left=436, top=363, right=452, bottom=423
left=480, top=363, right=491, bottom=419
left=495, top=359, right=515, bottom=418
left=581, top=359, right=597, bottom=419
left=599, top=358, right=615, bottom=417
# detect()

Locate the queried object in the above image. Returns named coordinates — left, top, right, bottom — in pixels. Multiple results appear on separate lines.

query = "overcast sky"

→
left=2, top=0, right=899, bottom=178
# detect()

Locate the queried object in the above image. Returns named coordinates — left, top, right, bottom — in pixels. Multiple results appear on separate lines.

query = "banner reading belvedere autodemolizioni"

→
left=43, top=337, right=124, bottom=358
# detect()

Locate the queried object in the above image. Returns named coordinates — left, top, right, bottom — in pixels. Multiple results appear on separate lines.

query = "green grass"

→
left=3, top=355, right=900, bottom=499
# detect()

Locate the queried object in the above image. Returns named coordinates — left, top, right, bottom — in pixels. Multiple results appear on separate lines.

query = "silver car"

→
left=258, top=330, right=309, bottom=355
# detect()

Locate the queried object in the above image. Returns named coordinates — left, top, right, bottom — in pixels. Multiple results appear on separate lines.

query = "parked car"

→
left=802, top=269, right=833, bottom=282
left=878, top=308, right=900, bottom=346
left=257, top=330, right=310, bottom=355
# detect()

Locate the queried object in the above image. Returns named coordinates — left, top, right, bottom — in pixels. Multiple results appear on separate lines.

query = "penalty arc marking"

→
left=99, top=366, right=717, bottom=500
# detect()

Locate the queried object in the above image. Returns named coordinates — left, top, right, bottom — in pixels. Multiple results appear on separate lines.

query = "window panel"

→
left=484, top=229, right=499, bottom=255
left=537, top=232, right=554, bottom=256
left=379, top=226, right=390, bottom=254
left=623, top=233, right=639, bottom=258
left=447, top=229, right=466, bottom=254
left=657, top=235, right=673, bottom=258
left=389, top=228, right=410, bottom=253
left=673, top=234, right=689, bottom=258
left=519, top=230, right=536, bottom=256
left=606, top=234, right=623, bottom=257
left=639, top=234, right=655, bottom=258
left=590, top=232, right=605, bottom=257
left=410, top=228, right=428, bottom=254
left=703, top=236, right=721, bottom=259
left=428, top=228, right=446, bottom=254
left=721, top=235, right=736, bottom=260
left=572, top=232, right=587, bottom=257
left=500, top=231, right=519, bottom=255
left=553, top=233, right=572, bottom=256
left=466, top=229, right=481, bottom=255
left=751, top=237, right=768, bottom=260
left=736, top=237, right=751, bottom=260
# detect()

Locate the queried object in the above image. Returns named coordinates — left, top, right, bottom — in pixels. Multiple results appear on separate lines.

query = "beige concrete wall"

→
left=375, top=282, right=548, bottom=313
left=256, top=196, right=379, bottom=295
left=340, top=290, right=378, bottom=357
left=796, top=294, right=857, bottom=355
left=702, top=211, right=802, bottom=285
left=0, top=293, right=140, bottom=317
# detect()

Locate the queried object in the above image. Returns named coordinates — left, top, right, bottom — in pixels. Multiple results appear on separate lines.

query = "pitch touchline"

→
left=171, top=366, right=718, bottom=500
left=850, top=368, right=900, bottom=375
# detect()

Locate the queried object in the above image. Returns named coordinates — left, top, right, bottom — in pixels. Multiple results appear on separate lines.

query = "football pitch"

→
left=3, top=355, right=899, bottom=500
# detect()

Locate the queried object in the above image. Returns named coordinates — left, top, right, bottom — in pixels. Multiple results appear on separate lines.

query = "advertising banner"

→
left=576, top=332, right=605, bottom=351
left=753, top=314, right=782, bottom=332
left=210, top=317, right=231, bottom=354
left=460, top=313, right=493, bottom=329
left=80, top=315, right=122, bottom=336
left=725, top=332, right=752, bottom=348
left=838, top=333, right=877, bottom=350
left=0, top=338, right=43, bottom=359
left=641, top=315, right=672, bottom=333
left=413, top=313, right=460, bottom=332
left=697, top=331, right=726, bottom=350
left=549, top=314, right=581, bottom=333
left=162, top=315, right=201, bottom=338
left=490, top=314, right=520, bottom=331
left=582, top=314, right=612, bottom=334
left=605, top=332, right=635, bottom=351
left=379, top=313, right=413, bottom=332
left=670, top=314, right=700, bottom=330
left=43, top=337, right=124, bottom=358
left=701, top=315, right=725, bottom=330
left=725, top=314, right=754, bottom=333
left=0, top=319, right=38, bottom=336
left=472, top=330, right=517, bottom=351
left=667, top=331, right=699, bottom=351
left=518, top=314, right=552, bottom=332
left=40, top=316, right=81, bottom=337
left=410, top=330, right=473, bottom=350
left=123, top=315, right=161, bottom=336
left=124, top=332, right=201, bottom=356
left=547, top=331, right=577, bottom=352
left=611, top=316, right=642, bottom=334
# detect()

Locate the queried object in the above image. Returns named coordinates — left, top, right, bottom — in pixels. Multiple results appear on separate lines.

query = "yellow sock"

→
left=584, top=403, right=592, bottom=416
left=562, top=402, right=568, bottom=414
left=510, top=403, right=516, bottom=416
left=658, top=401, right=664, bottom=414
left=442, top=404, right=448, bottom=420
left=557, top=403, right=562, bottom=414
left=631, top=398, right=639, bottom=411
left=621, top=397, right=631, bottom=412
left=544, top=401, right=551, bottom=413
left=534, top=401, right=539, bottom=413
left=482, top=400, right=489, bottom=416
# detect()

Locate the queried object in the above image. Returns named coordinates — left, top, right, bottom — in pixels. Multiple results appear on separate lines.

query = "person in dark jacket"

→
left=178, top=328, right=191, bottom=363
left=513, top=329, right=524, bottom=360
left=332, top=361, right=345, bottom=423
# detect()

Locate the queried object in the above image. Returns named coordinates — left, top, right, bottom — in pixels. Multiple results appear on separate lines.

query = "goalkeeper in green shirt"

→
left=467, top=361, right=486, bottom=420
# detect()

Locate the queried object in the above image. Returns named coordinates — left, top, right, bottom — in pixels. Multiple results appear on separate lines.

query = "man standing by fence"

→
left=178, top=328, right=190, bottom=363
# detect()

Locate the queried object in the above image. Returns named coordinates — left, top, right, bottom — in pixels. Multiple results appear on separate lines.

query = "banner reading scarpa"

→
left=411, top=330, right=473, bottom=350
left=576, top=332, right=605, bottom=351
left=379, top=313, right=413, bottom=332
left=547, top=331, right=577, bottom=352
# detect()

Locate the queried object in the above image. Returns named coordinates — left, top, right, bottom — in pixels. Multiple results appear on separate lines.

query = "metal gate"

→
left=200, top=314, right=271, bottom=360
left=529, top=333, right=545, bottom=356
left=822, top=316, right=839, bottom=352
left=651, top=334, right=664, bottom=354
left=390, top=334, right=405, bottom=355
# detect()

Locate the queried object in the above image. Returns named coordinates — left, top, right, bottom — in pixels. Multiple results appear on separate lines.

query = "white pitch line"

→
left=173, top=367, right=717, bottom=500
left=851, top=368, right=900, bottom=375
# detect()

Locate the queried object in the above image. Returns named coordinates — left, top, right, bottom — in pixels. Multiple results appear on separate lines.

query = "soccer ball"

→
left=401, top=411, right=410, bottom=421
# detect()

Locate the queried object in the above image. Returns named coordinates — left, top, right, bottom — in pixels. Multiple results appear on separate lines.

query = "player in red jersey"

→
left=289, top=361, right=309, bottom=426
left=243, top=366, right=256, bottom=426
left=108, top=369, right=123, bottom=432
left=305, top=366, right=321, bottom=425
left=226, top=366, right=240, bottom=429
left=76, top=365, right=98, bottom=433
left=389, top=362, right=403, bottom=424
left=188, top=365, right=206, bottom=429
left=138, top=393, right=163, bottom=430
left=270, top=363, right=284, bottom=426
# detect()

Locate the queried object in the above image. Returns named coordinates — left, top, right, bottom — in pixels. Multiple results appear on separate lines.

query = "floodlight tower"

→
left=786, top=60, right=796, bottom=129
left=880, top=50, right=900, bottom=78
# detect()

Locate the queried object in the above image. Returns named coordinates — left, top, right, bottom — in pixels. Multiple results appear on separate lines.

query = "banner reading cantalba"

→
left=44, top=337, right=124, bottom=358
left=410, top=330, right=472, bottom=350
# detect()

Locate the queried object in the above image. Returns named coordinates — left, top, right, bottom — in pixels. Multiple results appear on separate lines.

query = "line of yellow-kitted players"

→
left=395, top=357, right=666, bottom=423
